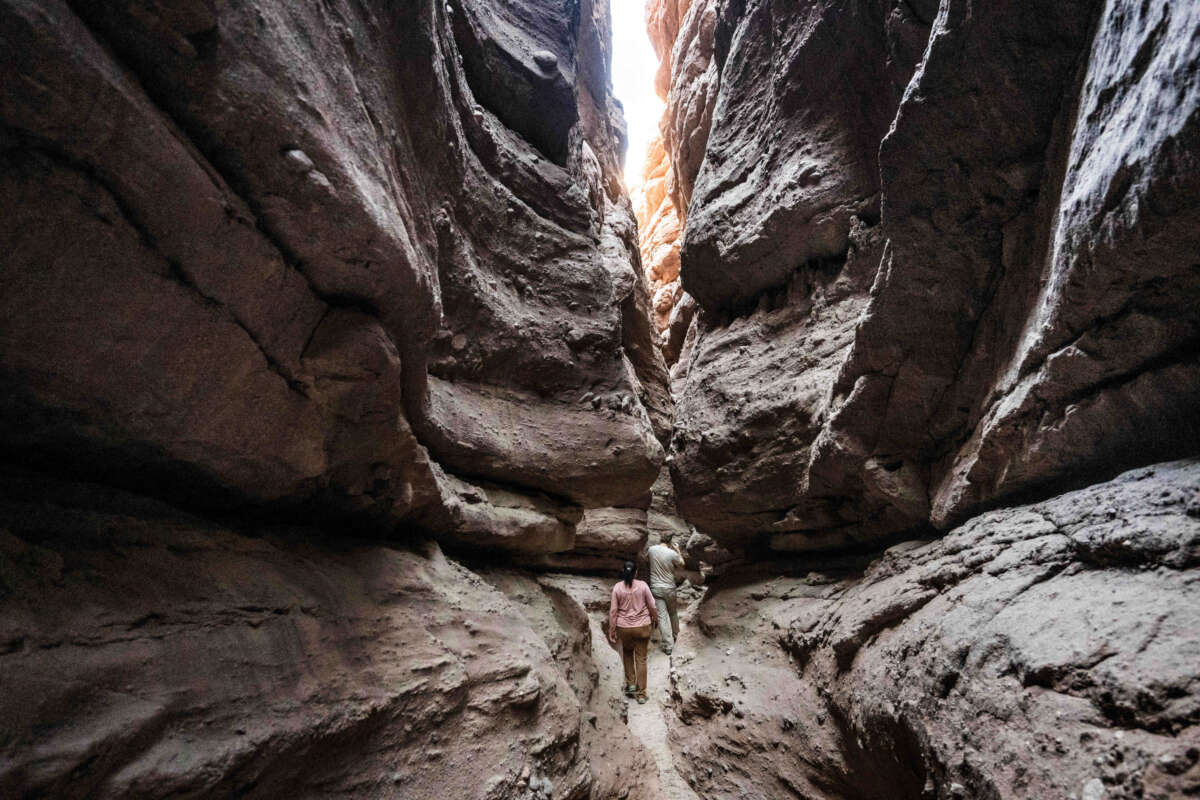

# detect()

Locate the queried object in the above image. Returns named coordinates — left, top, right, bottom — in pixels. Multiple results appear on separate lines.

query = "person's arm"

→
left=608, top=585, right=619, bottom=643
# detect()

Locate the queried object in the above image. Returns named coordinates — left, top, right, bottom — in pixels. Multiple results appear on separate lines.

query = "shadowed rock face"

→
left=665, top=0, right=1200, bottom=551
left=0, top=4, right=681, bottom=792
left=0, top=468, right=669, bottom=799
left=669, top=460, right=1200, bottom=800
left=0, top=0, right=669, bottom=552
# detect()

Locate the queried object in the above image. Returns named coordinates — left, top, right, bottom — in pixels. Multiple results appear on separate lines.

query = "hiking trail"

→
left=626, top=648, right=701, bottom=800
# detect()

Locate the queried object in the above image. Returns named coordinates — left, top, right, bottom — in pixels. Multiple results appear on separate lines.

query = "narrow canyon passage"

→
left=575, top=580, right=702, bottom=800
left=624, top=649, right=701, bottom=800
left=1, top=0, right=1198, bottom=798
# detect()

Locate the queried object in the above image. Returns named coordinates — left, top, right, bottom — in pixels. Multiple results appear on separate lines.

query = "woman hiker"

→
left=608, top=560, right=659, bottom=704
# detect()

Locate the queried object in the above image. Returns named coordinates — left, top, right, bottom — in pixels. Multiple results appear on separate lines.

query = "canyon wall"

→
left=2, top=0, right=1199, bottom=797
left=632, top=0, right=716, bottom=361
left=0, top=0, right=671, bottom=796
left=0, top=0, right=671, bottom=557
left=644, top=1, right=1200, bottom=798
left=0, top=466, right=668, bottom=798
left=660, top=0, right=1200, bottom=553
left=670, top=460, right=1200, bottom=799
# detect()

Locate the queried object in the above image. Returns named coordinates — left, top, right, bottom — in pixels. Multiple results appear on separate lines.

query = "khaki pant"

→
left=616, top=624, right=651, bottom=698
left=652, top=588, right=679, bottom=651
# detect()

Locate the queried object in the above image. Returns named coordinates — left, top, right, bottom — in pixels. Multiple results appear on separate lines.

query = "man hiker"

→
left=646, top=531, right=685, bottom=654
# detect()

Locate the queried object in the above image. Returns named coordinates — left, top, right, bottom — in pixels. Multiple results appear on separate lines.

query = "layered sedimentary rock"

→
left=0, top=0, right=670, bottom=555
left=3, top=0, right=1200, bottom=796
left=662, top=0, right=1200, bottom=550
left=0, top=0, right=676, bottom=794
left=654, top=0, right=718, bottom=217
left=0, top=468, right=668, bottom=798
left=632, top=137, right=684, bottom=336
left=531, top=506, right=648, bottom=572
left=669, top=460, right=1200, bottom=799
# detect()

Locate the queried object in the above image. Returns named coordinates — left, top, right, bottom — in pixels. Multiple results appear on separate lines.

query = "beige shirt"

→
left=647, top=543, right=683, bottom=593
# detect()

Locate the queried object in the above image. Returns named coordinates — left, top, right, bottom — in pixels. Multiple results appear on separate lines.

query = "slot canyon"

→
left=1, top=0, right=1199, bottom=797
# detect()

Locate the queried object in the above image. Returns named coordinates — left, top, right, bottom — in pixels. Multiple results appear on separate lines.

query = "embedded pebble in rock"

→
left=282, top=148, right=315, bottom=174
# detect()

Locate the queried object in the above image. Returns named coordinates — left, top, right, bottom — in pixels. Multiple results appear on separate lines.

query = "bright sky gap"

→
left=610, top=0, right=665, bottom=188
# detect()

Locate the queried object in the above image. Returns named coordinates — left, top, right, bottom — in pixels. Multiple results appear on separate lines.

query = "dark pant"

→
left=616, top=624, right=651, bottom=698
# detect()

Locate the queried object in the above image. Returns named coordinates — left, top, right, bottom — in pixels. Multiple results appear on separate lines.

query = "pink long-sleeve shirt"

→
left=609, top=579, right=658, bottom=630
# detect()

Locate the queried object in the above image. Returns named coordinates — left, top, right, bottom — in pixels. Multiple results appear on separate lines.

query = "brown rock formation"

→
left=0, top=467, right=664, bottom=798
left=661, top=0, right=1200, bottom=550
left=632, top=137, right=683, bottom=336
left=632, top=0, right=716, bottom=361
left=0, top=0, right=670, bottom=555
left=531, top=506, right=648, bottom=573
left=658, top=0, right=718, bottom=218
left=3, top=0, right=1200, bottom=796
left=669, top=460, right=1200, bottom=799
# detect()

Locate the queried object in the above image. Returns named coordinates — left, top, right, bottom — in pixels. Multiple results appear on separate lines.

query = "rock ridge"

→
left=654, top=0, right=1200, bottom=555
left=667, top=460, right=1200, bottom=799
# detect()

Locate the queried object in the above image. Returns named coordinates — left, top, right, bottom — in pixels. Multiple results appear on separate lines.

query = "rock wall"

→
left=0, top=0, right=670, bottom=555
left=639, top=6, right=1200, bottom=794
left=0, top=467, right=665, bottom=798
left=632, top=137, right=684, bottom=339
left=668, top=460, right=1200, bottom=799
left=630, top=0, right=716, bottom=363
left=0, top=0, right=676, bottom=795
left=660, top=0, right=1200, bottom=552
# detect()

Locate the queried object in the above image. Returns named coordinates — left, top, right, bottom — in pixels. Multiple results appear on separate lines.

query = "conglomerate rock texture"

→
left=661, top=0, right=1200, bottom=552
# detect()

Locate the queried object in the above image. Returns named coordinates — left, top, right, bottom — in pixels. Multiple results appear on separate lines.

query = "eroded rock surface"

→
left=0, top=1, right=678, bottom=793
left=3, top=0, right=1200, bottom=797
left=0, top=0, right=669, bottom=554
left=0, top=469, right=615, bottom=799
left=668, top=460, right=1200, bottom=799
left=632, top=0, right=718, bottom=361
left=659, top=0, right=1200, bottom=551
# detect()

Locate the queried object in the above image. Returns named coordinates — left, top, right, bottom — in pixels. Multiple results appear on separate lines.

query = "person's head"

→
left=621, top=560, right=636, bottom=587
left=660, top=530, right=675, bottom=546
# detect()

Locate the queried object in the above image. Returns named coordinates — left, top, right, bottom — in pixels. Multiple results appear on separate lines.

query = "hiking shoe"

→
left=624, top=684, right=636, bottom=697
left=662, top=647, right=672, bottom=655
left=636, top=695, right=648, bottom=704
